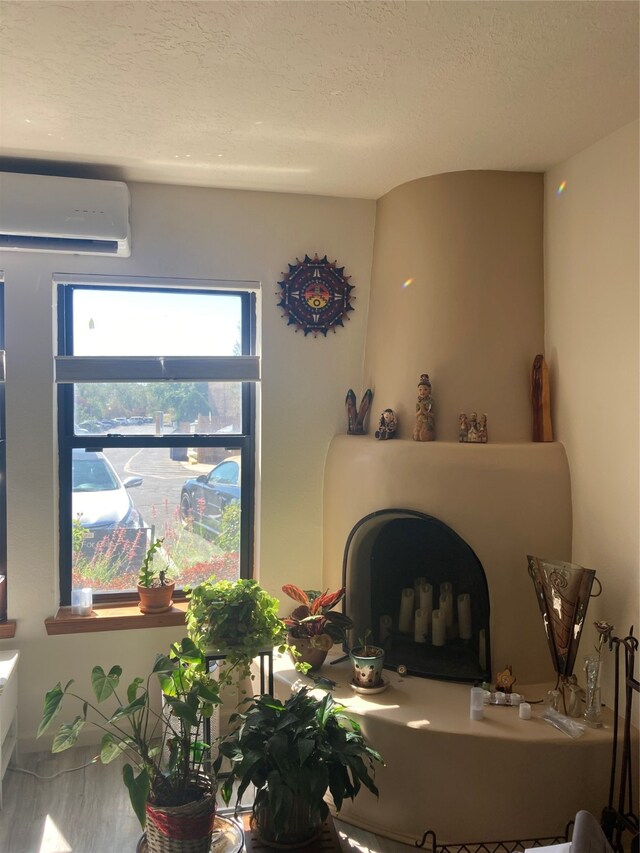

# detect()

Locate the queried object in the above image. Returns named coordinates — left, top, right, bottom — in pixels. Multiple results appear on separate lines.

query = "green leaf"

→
left=38, top=682, right=69, bottom=738
left=100, top=733, right=130, bottom=764
left=107, top=694, right=146, bottom=723
left=52, top=716, right=85, bottom=752
left=123, top=764, right=150, bottom=829
left=163, top=697, right=198, bottom=727
left=152, top=654, right=174, bottom=674
left=127, top=677, right=144, bottom=704
left=91, top=665, right=122, bottom=702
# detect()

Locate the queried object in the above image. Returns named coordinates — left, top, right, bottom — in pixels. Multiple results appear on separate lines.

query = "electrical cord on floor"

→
left=7, top=755, right=99, bottom=780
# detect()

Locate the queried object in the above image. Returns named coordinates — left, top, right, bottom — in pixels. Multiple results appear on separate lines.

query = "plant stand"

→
left=242, top=814, right=343, bottom=853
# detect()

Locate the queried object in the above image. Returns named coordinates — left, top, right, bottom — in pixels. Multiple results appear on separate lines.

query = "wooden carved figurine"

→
left=346, top=388, right=373, bottom=435
left=458, top=413, right=469, bottom=443
left=375, top=408, right=398, bottom=440
left=413, top=374, right=435, bottom=442
left=467, top=411, right=480, bottom=443
left=478, top=413, right=488, bottom=443
left=531, top=354, right=553, bottom=441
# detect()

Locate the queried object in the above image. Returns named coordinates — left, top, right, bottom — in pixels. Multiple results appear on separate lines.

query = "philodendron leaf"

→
left=100, top=733, right=130, bottom=764
left=127, top=677, right=144, bottom=704
left=107, top=694, right=146, bottom=724
left=91, top=665, right=122, bottom=702
left=37, top=682, right=71, bottom=738
left=52, top=716, right=85, bottom=752
left=123, top=764, right=150, bottom=829
left=163, top=697, right=198, bottom=727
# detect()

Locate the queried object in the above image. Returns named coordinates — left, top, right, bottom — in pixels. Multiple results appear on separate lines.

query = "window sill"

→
left=0, top=620, right=17, bottom=639
left=44, top=602, right=187, bottom=635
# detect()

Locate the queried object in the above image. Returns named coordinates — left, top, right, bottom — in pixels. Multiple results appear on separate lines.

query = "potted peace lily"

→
left=216, top=687, right=383, bottom=848
left=185, top=577, right=288, bottom=688
left=137, top=537, right=175, bottom=614
left=282, top=584, right=353, bottom=670
left=38, top=638, right=220, bottom=853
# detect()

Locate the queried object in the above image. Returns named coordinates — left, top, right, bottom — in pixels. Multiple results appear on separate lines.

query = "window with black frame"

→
left=56, top=282, right=258, bottom=606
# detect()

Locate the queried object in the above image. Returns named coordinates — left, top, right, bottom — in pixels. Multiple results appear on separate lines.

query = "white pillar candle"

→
left=457, top=593, right=472, bottom=640
left=398, top=587, right=415, bottom=633
left=432, top=608, right=446, bottom=646
left=379, top=614, right=392, bottom=644
left=419, top=582, right=433, bottom=631
left=470, top=686, right=484, bottom=720
left=519, top=702, right=532, bottom=720
left=478, top=628, right=487, bottom=671
left=440, top=591, right=454, bottom=630
left=414, top=608, right=428, bottom=643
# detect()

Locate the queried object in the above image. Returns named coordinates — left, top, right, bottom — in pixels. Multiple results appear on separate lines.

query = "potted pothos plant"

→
left=37, top=638, right=220, bottom=853
left=216, top=687, right=383, bottom=848
left=282, top=584, right=353, bottom=670
left=185, top=577, right=288, bottom=687
left=137, top=537, right=175, bottom=614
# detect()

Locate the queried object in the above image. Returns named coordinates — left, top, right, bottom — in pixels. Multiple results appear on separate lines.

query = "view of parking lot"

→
left=72, top=421, right=241, bottom=595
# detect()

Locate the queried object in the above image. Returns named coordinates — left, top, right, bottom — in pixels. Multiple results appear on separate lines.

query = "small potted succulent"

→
left=38, top=638, right=221, bottom=853
left=137, top=537, right=175, bottom=614
left=216, top=687, right=383, bottom=848
left=186, top=577, right=288, bottom=688
left=282, top=585, right=354, bottom=670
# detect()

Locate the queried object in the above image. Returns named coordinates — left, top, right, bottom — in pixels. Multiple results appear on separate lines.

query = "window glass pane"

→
left=72, top=446, right=241, bottom=595
left=74, top=382, right=242, bottom=435
left=72, top=289, right=243, bottom=357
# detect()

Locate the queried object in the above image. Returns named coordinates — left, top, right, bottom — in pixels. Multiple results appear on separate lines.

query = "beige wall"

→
left=364, top=171, right=544, bottom=441
left=545, top=120, right=640, bottom=715
left=0, top=181, right=375, bottom=748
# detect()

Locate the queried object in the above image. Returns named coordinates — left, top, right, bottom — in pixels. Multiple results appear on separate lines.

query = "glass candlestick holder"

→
left=583, top=654, right=603, bottom=728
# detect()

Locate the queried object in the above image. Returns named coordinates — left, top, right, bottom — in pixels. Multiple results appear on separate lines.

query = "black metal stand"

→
left=601, top=628, right=639, bottom=853
left=415, top=824, right=573, bottom=852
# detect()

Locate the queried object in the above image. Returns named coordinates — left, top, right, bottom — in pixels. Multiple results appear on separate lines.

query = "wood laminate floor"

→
left=0, top=748, right=417, bottom=853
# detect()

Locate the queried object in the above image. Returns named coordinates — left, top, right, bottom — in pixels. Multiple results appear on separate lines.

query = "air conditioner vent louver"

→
left=0, top=172, right=131, bottom=257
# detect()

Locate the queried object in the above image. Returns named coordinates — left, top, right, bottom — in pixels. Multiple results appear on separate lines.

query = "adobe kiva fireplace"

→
left=344, top=509, right=492, bottom=683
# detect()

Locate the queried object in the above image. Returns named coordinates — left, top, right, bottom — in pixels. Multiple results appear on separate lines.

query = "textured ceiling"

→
left=0, top=1, right=638, bottom=199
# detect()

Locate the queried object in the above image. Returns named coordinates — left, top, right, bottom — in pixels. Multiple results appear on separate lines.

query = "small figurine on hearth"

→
left=478, top=413, right=488, bottom=443
left=467, top=411, right=480, bottom=443
left=458, top=413, right=469, bottom=443
left=413, top=374, right=435, bottom=442
left=375, top=408, right=398, bottom=440
left=495, top=665, right=516, bottom=694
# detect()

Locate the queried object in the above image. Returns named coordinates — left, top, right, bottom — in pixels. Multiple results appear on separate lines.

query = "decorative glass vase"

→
left=583, top=654, right=603, bottom=728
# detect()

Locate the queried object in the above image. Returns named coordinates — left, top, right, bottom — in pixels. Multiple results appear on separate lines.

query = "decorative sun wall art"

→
left=277, top=253, right=355, bottom=337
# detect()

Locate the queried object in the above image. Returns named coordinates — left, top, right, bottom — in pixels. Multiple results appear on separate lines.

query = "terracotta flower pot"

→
left=138, top=582, right=175, bottom=614
left=287, top=634, right=332, bottom=671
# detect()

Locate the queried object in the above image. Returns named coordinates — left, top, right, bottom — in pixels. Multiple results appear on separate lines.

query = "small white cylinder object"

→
left=440, top=591, right=454, bottom=629
left=432, top=608, right=446, bottom=646
left=509, top=693, right=522, bottom=705
left=457, top=593, right=472, bottom=640
left=414, top=608, right=428, bottom=643
left=71, top=587, right=93, bottom=616
left=470, top=687, right=484, bottom=720
left=379, top=614, right=392, bottom=643
left=494, top=691, right=506, bottom=705
left=519, top=702, right=532, bottom=720
left=418, top=582, right=433, bottom=630
left=398, top=588, right=415, bottom=633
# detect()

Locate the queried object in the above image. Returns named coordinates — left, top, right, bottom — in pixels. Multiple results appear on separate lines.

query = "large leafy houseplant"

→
left=186, top=577, right=288, bottom=686
left=216, top=687, right=383, bottom=846
left=38, top=638, right=220, bottom=852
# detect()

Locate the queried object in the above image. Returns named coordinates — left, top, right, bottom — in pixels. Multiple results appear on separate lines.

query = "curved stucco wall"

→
left=364, top=170, right=544, bottom=442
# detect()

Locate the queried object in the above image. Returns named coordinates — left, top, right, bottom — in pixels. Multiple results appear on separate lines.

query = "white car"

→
left=72, top=448, right=144, bottom=530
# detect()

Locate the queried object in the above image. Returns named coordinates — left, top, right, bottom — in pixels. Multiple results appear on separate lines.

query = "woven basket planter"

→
left=145, top=788, right=216, bottom=853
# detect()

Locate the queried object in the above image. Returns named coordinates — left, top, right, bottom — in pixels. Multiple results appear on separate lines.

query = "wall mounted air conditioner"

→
left=0, top=172, right=131, bottom=257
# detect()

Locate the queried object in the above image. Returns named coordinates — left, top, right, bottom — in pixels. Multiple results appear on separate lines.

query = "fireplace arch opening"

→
left=342, top=509, right=492, bottom=683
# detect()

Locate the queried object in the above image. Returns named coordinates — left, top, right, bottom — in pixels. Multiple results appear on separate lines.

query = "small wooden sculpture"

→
left=375, top=408, right=398, bottom=440
left=531, top=354, right=553, bottom=441
left=346, top=388, right=373, bottom=435
left=478, top=413, right=488, bottom=443
left=467, top=411, right=480, bottom=443
left=495, top=665, right=516, bottom=694
left=458, top=413, right=469, bottom=442
left=413, top=374, right=435, bottom=441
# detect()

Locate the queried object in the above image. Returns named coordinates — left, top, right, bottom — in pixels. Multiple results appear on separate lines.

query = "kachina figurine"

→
left=346, top=388, right=373, bottom=435
left=459, top=412, right=488, bottom=443
left=458, top=413, right=469, bottom=442
left=413, top=374, right=435, bottom=441
left=375, top=408, right=398, bottom=440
